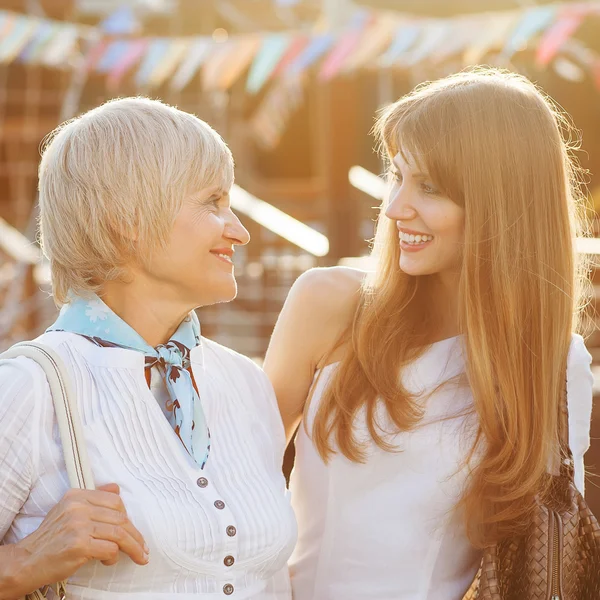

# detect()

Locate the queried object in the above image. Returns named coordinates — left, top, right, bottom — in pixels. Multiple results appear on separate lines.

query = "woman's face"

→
left=385, top=151, right=464, bottom=282
left=141, top=183, right=250, bottom=308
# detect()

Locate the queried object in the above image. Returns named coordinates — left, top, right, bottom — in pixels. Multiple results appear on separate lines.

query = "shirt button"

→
left=197, top=477, right=208, bottom=488
left=214, top=500, right=225, bottom=510
left=226, top=525, right=237, bottom=537
left=224, top=555, right=235, bottom=567
left=223, top=584, right=234, bottom=595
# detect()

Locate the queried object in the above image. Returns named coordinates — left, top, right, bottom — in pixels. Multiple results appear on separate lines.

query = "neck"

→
left=430, top=270, right=461, bottom=341
left=100, top=279, right=194, bottom=347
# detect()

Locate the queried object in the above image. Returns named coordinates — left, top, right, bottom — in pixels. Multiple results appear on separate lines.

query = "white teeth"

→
left=215, top=253, right=232, bottom=262
left=399, top=232, right=433, bottom=245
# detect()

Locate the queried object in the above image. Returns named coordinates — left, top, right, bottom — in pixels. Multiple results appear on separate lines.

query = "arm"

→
left=566, top=334, right=594, bottom=496
left=0, top=359, right=148, bottom=599
left=264, top=267, right=364, bottom=443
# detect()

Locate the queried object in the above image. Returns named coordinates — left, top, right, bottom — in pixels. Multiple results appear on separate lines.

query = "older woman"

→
left=0, top=98, right=297, bottom=599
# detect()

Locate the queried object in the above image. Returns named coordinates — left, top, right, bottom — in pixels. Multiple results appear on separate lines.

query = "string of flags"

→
left=0, top=2, right=599, bottom=95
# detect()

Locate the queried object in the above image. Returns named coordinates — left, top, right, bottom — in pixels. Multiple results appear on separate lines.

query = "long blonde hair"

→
left=311, top=68, right=590, bottom=548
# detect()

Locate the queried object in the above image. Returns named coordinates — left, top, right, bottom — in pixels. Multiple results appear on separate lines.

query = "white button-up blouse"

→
left=0, top=331, right=297, bottom=599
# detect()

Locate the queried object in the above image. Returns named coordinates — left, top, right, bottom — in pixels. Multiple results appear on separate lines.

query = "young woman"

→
left=0, top=98, right=296, bottom=599
left=264, top=68, right=595, bottom=599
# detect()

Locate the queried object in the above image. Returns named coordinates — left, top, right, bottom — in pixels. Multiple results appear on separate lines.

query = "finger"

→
left=89, top=538, right=120, bottom=564
left=85, top=489, right=127, bottom=513
left=97, top=483, right=120, bottom=495
left=90, top=507, right=148, bottom=552
left=90, top=523, right=149, bottom=566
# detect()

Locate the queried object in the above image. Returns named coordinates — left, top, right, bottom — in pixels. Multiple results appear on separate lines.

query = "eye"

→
left=391, top=169, right=402, bottom=183
left=421, top=182, right=438, bottom=195
left=208, top=195, right=221, bottom=208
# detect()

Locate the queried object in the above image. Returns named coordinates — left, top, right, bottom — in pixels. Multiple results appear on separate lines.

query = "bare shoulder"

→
left=281, top=266, right=366, bottom=366
left=289, top=266, right=365, bottom=320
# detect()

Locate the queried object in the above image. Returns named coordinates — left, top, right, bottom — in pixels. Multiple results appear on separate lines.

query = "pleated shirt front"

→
left=0, top=331, right=297, bottom=599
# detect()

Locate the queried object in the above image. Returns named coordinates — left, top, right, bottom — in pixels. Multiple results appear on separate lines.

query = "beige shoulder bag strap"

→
left=1, top=341, right=95, bottom=600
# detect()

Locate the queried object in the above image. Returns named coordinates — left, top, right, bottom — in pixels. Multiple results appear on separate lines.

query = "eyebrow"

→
left=391, top=161, right=431, bottom=180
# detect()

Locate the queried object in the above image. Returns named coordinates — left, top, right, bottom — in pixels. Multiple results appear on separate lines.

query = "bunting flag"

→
left=273, top=35, right=309, bottom=75
left=135, top=38, right=170, bottom=87
left=502, top=5, right=557, bottom=58
left=591, top=58, right=600, bottom=93
left=379, top=23, right=420, bottom=67
left=463, top=12, right=518, bottom=64
left=82, top=38, right=109, bottom=72
left=247, top=34, right=291, bottom=94
left=402, top=21, right=451, bottom=66
left=536, top=7, right=588, bottom=67
left=341, top=17, right=397, bottom=72
left=318, top=11, right=371, bottom=81
left=41, top=23, right=80, bottom=67
left=147, top=38, right=189, bottom=88
left=250, top=74, right=304, bottom=150
left=0, top=2, right=596, bottom=93
left=96, top=39, right=130, bottom=73
left=203, top=37, right=261, bottom=90
left=107, top=39, right=148, bottom=90
left=170, top=38, right=212, bottom=91
left=19, top=20, right=58, bottom=64
left=0, top=14, right=37, bottom=64
left=428, top=15, right=477, bottom=63
left=100, top=7, right=140, bottom=36
left=285, top=33, right=335, bottom=76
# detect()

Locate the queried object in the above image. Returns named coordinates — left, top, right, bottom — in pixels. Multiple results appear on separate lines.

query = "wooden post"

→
left=319, top=76, right=362, bottom=263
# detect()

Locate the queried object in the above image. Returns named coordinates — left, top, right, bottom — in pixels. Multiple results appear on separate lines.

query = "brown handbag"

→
left=462, top=386, right=600, bottom=600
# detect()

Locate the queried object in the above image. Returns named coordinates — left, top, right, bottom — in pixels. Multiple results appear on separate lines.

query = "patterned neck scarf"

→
left=47, top=294, right=210, bottom=469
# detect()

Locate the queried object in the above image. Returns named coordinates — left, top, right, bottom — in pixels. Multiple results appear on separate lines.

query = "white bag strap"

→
left=1, top=342, right=95, bottom=491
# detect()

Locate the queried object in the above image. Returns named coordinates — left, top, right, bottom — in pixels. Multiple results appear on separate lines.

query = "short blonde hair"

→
left=38, top=97, right=234, bottom=306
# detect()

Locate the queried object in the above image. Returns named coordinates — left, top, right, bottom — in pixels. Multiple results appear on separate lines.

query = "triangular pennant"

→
left=536, top=8, right=587, bottom=67
left=285, top=33, right=335, bottom=76
left=204, top=37, right=260, bottom=91
left=379, top=22, right=420, bottom=67
left=41, top=23, right=80, bottom=67
left=250, top=74, right=304, bottom=150
left=107, top=39, right=148, bottom=90
left=0, top=12, right=15, bottom=39
left=135, top=38, right=170, bottom=87
left=341, top=17, right=398, bottom=73
left=148, top=38, right=190, bottom=87
left=96, top=39, right=130, bottom=73
left=319, top=12, right=371, bottom=81
left=246, top=34, right=291, bottom=94
left=18, top=20, right=58, bottom=64
left=502, top=5, right=557, bottom=58
left=170, top=37, right=211, bottom=91
left=273, top=35, right=309, bottom=76
left=0, top=15, right=38, bottom=64
left=402, top=20, right=450, bottom=66
left=100, top=7, right=140, bottom=35
left=463, top=12, right=519, bottom=64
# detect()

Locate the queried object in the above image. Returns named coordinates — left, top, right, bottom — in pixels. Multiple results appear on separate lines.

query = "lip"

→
left=398, top=229, right=434, bottom=253
left=398, top=227, right=432, bottom=237
left=399, top=237, right=432, bottom=253
left=210, top=248, right=234, bottom=265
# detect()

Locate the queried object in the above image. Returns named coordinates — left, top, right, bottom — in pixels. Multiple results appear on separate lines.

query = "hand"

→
left=14, top=484, right=148, bottom=593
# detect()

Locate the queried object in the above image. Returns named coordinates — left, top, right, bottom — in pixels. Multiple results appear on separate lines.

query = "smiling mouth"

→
left=399, top=231, right=434, bottom=246
left=211, top=251, right=233, bottom=264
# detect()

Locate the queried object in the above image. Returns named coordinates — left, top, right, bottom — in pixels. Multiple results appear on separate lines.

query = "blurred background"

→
left=1, top=0, right=600, bottom=511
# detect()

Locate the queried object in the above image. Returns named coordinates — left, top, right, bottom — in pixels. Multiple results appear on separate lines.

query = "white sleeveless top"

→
left=0, top=331, right=297, bottom=599
left=288, top=334, right=594, bottom=600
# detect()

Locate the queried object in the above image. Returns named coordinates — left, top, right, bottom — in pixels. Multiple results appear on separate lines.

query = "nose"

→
left=384, top=183, right=418, bottom=222
left=225, top=209, right=251, bottom=246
